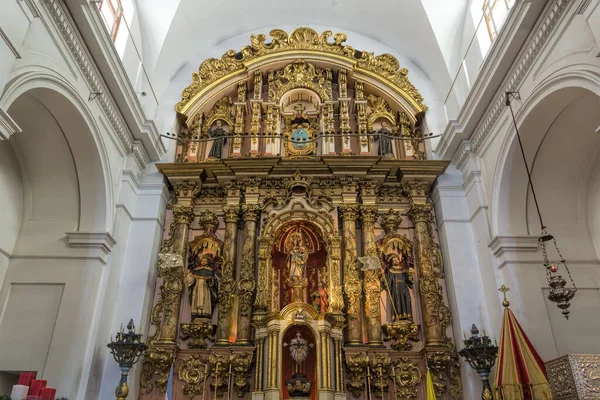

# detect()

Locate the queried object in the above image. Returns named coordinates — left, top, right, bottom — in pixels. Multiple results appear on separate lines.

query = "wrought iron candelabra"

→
left=458, top=324, right=498, bottom=400
left=107, top=319, right=148, bottom=400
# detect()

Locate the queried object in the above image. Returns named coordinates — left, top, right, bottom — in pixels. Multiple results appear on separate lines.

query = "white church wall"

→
left=432, top=167, right=487, bottom=400
left=0, top=143, right=22, bottom=288
left=0, top=0, right=33, bottom=93
left=438, top=0, right=600, bottom=376
left=0, top=1, right=165, bottom=398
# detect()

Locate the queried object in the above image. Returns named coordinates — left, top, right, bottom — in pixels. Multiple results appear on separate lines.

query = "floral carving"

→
left=176, top=28, right=426, bottom=114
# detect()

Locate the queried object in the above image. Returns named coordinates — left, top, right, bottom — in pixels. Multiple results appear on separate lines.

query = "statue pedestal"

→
left=382, top=320, right=420, bottom=351
left=546, top=354, right=600, bottom=399
left=180, top=319, right=216, bottom=349
left=289, top=278, right=308, bottom=303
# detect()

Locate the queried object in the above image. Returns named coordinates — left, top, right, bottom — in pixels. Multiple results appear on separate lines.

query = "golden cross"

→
left=294, top=103, right=305, bottom=114
left=498, top=285, right=510, bottom=308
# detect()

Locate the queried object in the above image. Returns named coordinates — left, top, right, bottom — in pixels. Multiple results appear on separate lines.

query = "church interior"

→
left=0, top=1, right=600, bottom=399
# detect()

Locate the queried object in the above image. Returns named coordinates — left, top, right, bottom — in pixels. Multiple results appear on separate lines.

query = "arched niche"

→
left=256, top=190, right=338, bottom=313
left=493, top=84, right=600, bottom=256
left=280, top=324, right=318, bottom=400
left=1, top=73, right=112, bottom=235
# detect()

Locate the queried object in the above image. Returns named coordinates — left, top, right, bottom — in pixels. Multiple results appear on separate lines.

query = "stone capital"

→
left=360, top=205, right=379, bottom=224
left=339, top=203, right=360, bottom=220
left=172, top=205, right=195, bottom=225
left=222, top=205, right=240, bottom=223
left=241, top=204, right=260, bottom=221
left=172, top=180, right=200, bottom=202
left=407, top=203, right=433, bottom=225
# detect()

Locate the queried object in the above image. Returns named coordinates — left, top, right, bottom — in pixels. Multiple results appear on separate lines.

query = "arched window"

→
left=97, top=0, right=123, bottom=42
left=483, top=0, right=514, bottom=41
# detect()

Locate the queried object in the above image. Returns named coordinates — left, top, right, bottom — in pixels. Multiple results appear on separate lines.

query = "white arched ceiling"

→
left=496, top=87, right=600, bottom=260
left=134, top=0, right=471, bottom=110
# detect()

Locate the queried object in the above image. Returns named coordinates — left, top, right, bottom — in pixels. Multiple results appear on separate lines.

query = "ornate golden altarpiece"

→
left=140, top=28, right=462, bottom=400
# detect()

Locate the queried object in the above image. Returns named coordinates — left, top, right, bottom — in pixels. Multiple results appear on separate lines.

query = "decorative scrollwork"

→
left=237, top=204, right=260, bottom=342
left=140, top=348, right=174, bottom=394
left=149, top=254, right=184, bottom=344
left=369, top=354, right=391, bottom=398
left=230, top=351, right=254, bottom=397
left=382, top=321, right=420, bottom=351
left=180, top=321, right=216, bottom=349
left=345, top=352, right=369, bottom=398
left=448, top=353, right=463, bottom=400
left=408, top=197, right=452, bottom=347
left=209, top=353, right=231, bottom=397
left=391, top=358, right=422, bottom=399
left=178, top=355, right=209, bottom=397
left=426, top=351, right=452, bottom=397
left=176, top=27, right=426, bottom=114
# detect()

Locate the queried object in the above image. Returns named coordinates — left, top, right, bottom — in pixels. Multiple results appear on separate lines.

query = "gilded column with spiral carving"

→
left=339, top=204, right=362, bottom=345
left=237, top=204, right=259, bottom=344
left=327, top=236, right=344, bottom=312
left=361, top=205, right=383, bottom=346
left=151, top=182, right=197, bottom=344
left=407, top=182, right=451, bottom=347
left=216, top=205, right=240, bottom=345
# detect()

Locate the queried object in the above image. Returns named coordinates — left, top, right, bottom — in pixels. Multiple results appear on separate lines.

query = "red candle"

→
left=18, top=372, right=36, bottom=386
left=28, top=380, right=47, bottom=395
left=39, top=388, right=56, bottom=400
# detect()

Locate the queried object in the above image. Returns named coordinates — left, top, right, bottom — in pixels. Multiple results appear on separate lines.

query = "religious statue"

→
left=311, top=283, right=328, bottom=313
left=287, top=232, right=308, bottom=282
left=207, top=120, right=227, bottom=159
left=284, top=332, right=313, bottom=397
left=383, top=253, right=413, bottom=320
left=375, top=121, right=394, bottom=158
left=185, top=253, right=219, bottom=319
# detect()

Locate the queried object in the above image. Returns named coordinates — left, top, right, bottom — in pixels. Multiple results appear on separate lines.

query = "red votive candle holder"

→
left=17, top=372, right=36, bottom=386
left=39, top=388, right=56, bottom=400
left=28, top=379, right=47, bottom=395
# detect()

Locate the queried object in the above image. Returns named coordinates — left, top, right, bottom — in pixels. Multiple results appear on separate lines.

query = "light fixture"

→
left=505, top=91, right=577, bottom=319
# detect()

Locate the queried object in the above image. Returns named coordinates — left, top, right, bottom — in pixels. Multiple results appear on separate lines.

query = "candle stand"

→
left=458, top=324, right=498, bottom=400
left=107, top=319, right=148, bottom=400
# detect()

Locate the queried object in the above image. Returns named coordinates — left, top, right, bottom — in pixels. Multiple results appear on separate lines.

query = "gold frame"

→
left=283, top=122, right=316, bottom=157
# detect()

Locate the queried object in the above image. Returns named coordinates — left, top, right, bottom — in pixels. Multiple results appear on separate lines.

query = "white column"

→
left=433, top=141, right=503, bottom=400
left=84, top=161, right=168, bottom=400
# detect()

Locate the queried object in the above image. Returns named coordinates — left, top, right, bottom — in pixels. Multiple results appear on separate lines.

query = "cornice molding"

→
left=470, top=0, right=570, bottom=155
left=452, top=140, right=474, bottom=171
left=66, top=231, right=116, bottom=262
left=436, top=0, right=571, bottom=159
left=41, top=0, right=152, bottom=168
left=0, top=106, right=22, bottom=140
left=489, top=235, right=540, bottom=268
left=80, top=4, right=165, bottom=160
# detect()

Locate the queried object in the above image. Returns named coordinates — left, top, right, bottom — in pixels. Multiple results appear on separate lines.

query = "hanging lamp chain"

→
left=505, top=92, right=577, bottom=319
left=505, top=92, right=547, bottom=233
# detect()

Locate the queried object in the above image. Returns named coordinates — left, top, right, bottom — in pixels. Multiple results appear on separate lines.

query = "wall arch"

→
left=1, top=69, right=113, bottom=234
left=492, top=69, right=600, bottom=238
